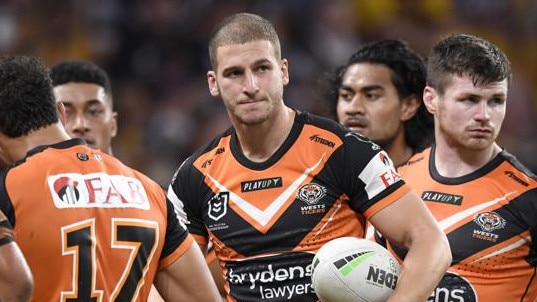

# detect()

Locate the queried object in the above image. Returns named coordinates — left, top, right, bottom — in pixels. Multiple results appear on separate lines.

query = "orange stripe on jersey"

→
left=209, top=235, right=243, bottom=263
left=194, top=126, right=342, bottom=234
left=206, top=249, right=217, bottom=263
left=294, top=195, right=366, bottom=252
left=191, top=233, right=208, bottom=247
left=364, top=185, right=410, bottom=219
left=159, top=235, right=193, bottom=270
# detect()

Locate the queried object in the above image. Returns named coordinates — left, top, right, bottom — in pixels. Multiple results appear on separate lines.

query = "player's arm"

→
left=0, top=214, right=33, bottom=302
left=206, top=247, right=226, bottom=297
left=153, top=240, right=221, bottom=302
left=369, top=190, right=451, bottom=302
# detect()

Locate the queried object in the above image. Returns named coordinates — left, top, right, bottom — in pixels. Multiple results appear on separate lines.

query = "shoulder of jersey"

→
left=501, top=149, right=537, bottom=182
left=296, top=110, right=349, bottom=138
left=397, top=147, right=431, bottom=171
left=181, top=127, right=234, bottom=164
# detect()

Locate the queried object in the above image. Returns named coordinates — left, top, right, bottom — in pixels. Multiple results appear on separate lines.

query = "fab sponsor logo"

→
left=359, top=150, right=401, bottom=199
left=48, top=173, right=150, bottom=209
left=226, top=253, right=318, bottom=301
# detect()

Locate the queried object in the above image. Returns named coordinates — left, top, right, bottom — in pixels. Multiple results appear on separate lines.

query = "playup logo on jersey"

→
left=208, top=192, right=229, bottom=221
left=241, top=177, right=282, bottom=192
left=422, top=191, right=463, bottom=205
left=48, top=173, right=150, bottom=209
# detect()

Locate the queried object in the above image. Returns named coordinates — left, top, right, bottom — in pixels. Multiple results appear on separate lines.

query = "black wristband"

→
left=0, top=236, right=14, bottom=247
left=0, top=220, right=12, bottom=230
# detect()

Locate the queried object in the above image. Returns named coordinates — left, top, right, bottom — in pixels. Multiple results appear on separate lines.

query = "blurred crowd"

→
left=1, top=0, right=536, bottom=185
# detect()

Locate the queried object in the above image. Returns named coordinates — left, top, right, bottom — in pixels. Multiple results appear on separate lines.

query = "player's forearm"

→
left=0, top=245, right=33, bottom=302
left=388, top=231, right=451, bottom=302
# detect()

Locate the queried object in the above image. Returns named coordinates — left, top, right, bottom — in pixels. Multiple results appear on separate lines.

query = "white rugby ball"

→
left=311, top=237, right=400, bottom=302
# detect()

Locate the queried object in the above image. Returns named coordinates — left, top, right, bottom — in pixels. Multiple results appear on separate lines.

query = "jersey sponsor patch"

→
left=48, top=173, right=150, bottom=209
left=358, top=151, right=401, bottom=199
left=428, top=272, right=477, bottom=302
left=226, top=252, right=317, bottom=301
left=241, top=177, right=282, bottom=192
left=422, top=191, right=463, bottom=205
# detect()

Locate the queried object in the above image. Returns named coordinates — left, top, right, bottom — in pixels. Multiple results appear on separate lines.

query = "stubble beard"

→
left=440, top=123, right=497, bottom=151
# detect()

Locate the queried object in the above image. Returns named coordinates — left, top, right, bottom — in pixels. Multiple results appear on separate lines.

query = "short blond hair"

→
left=208, top=13, right=281, bottom=69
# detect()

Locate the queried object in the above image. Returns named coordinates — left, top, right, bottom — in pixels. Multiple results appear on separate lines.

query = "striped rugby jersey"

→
left=396, top=146, right=537, bottom=301
left=168, top=110, right=409, bottom=302
left=0, top=139, right=191, bottom=301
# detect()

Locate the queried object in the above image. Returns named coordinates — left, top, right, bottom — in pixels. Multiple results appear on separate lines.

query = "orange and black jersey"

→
left=0, top=138, right=192, bottom=302
left=168, top=110, right=409, bottom=302
left=395, top=146, right=537, bottom=301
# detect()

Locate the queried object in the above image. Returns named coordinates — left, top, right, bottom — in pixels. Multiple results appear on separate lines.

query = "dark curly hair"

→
left=325, top=39, right=433, bottom=153
left=50, top=60, right=112, bottom=96
left=0, top=55, right=58, bottom=138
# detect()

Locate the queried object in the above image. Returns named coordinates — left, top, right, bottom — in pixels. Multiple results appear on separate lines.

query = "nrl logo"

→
left=208, top=192, right=229, bottom=221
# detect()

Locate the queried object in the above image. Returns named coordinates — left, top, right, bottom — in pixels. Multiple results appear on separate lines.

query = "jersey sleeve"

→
left=337, top=132, right=408, bottom=218
left=166, top=157, right=208, bottom=244
left=513, top=187, right=537, bottom=257
left=158, top=198, right=194, bottom=270
left=0, top=168, right=15, bottom=227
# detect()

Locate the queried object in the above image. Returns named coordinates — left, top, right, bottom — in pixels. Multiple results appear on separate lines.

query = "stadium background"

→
left=2, top=0, right=536, bottom=185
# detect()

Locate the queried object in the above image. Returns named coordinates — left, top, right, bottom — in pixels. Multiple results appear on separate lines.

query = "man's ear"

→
left=110, top=111, right=118, bottom=138
left=280, top=58, right=289, bottom=86
left=423, top=86, right=437, bottom=115
left=56, top=101, right=67, bottom=125
left=400, top=95, right=420, bottom=122
left=207, top=71, right=219, bottom=96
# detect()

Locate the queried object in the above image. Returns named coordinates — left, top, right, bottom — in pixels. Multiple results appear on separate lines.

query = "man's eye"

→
left=256, top=65, right=269, bottom=72
left=367, top=93, right=380, bottom=100
left=225, top=70, right=242, bottom=78
left=338, top=91, right=352, bottom=101
left=87, top=109, right=104, bottom=118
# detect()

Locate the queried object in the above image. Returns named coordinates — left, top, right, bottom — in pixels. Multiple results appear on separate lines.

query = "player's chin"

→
left=463, top=138, right=495, bottom=150
left=235, top=111, right=269, bottom=126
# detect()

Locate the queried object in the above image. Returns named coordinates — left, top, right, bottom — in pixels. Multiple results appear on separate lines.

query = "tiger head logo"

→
left=474, top=211, right=506, bottom=232
left=297, top=183, right=326, bottom=205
